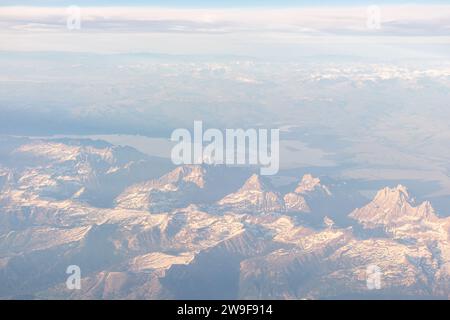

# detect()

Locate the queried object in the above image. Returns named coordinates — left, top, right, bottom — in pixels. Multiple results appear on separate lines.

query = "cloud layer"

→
left=0, top=5, right=449, bottom=57
left=1, top=5, right=450, bottom=35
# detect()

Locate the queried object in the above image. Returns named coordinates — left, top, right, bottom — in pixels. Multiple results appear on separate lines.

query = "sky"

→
left=1, top=0, right=450, bottom=6
left=0, top=1, right=449, bottom=59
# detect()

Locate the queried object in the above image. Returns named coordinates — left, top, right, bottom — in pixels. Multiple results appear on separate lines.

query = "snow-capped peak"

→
left=217, top=174, right=284, bottom=213
left=294, top=174, right=332, bottom=196
left=350, top=185, right=438, bottom=228
left=162, top=165, right=206, bottom=188
left=373, top=184, right=410, bottom=205
left=240, top=174, right=271, bottom=192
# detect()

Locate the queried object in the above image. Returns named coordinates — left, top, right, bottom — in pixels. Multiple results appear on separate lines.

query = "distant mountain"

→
left=284, top=174, right=332, bottom=213
left=116, top=165, right=206, bottom=213
left=294, top=174, right=332, bottom=196
left=116, top=165, right=250, bottom=213
left=0, top=137, right=172, bottom=207
left=216, top=173, right=337, bottom=215
left=217, top=174, right=285, bottom=214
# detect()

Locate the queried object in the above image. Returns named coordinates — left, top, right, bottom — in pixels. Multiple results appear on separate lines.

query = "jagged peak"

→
left=161, top=165, right=206, bottom=188
left=351, top=184, right=439, bottom=226
left=374, top=184, right=410, bottom=204
left=416, top=200, right=437, bottom=220
left=303, top=174, right=320, bottom=183
left=240, top=174, right=272, bottom=192
left=395, top=184, right=409, bottom=194
left=295, top=174, right=331, bottom=195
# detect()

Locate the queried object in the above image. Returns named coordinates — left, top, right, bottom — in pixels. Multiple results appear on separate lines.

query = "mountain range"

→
left=0, top=136, right=449, bottom=299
